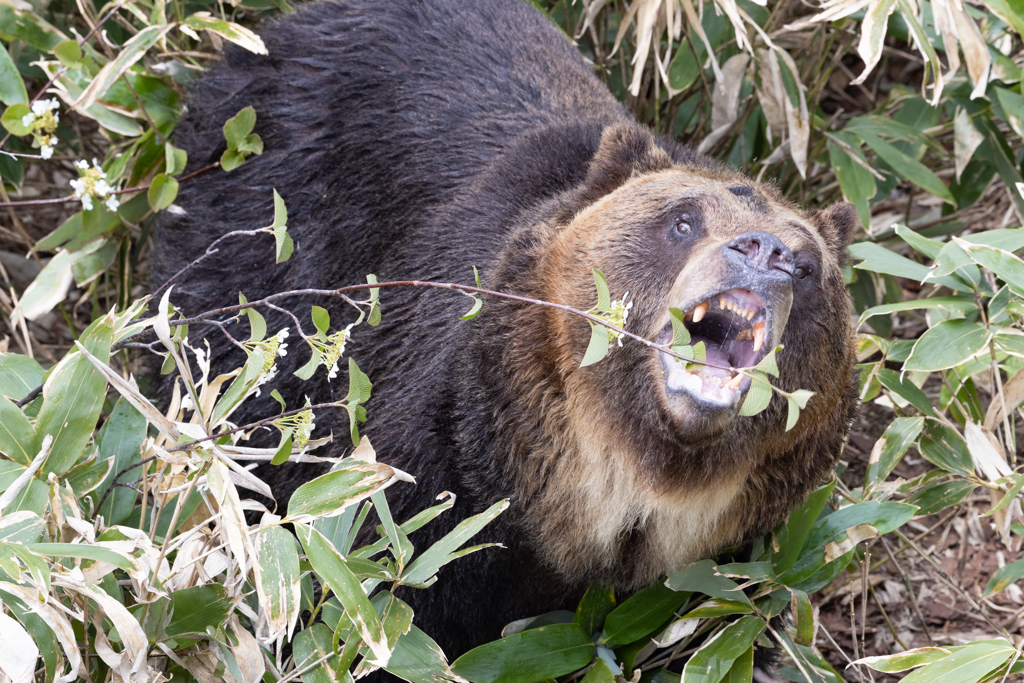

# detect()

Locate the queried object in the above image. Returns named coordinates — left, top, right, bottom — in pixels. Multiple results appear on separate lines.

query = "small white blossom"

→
left=70, top=159, right=116, bottom=211
left=21, top=99, right=60, bottom=159
left=31, top=98, right=59, bottom=116
left=180, top=395, right=194, bottom=411
left=328, top=360, right=339, bottom=380
left=276, top=328, right=290, bottom=356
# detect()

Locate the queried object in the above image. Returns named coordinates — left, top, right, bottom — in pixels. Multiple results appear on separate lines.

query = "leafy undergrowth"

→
left=1, top=0, right=1024, bottom=682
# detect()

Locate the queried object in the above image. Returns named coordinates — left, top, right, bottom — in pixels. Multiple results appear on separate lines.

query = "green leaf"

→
left=875, top=369, right=936, bottom=417
left=682, top=598, right=753, bottom=619
left=0, top=44, right=27, bottom=105
left=860, top=131, right=954, bottom=204
left=827, top=132, right=875, bottom=226
left=147, top=173, right=179, bottom=211
left=1, top=104, right=32, bottom=136
left=668, top=308, right=691, bottom=347
left=0, top=511, right=44, bottom=543
left=581, top=324, right=610, bottom=367
left=182, top=13, right=267, bottom=55
left=296, top=523, right=392, bottom=665
left=865, top=416, right=925, bottom=487
left=848, top=242, right=972, bottom=293
left=292, top=623, right=346, bottom=683
left=779, top=501, right=917, bottom=590
left=957, top=240, right=1024, bottom=295
left=223, top=106, right=257, bottom=148
left=592, top=268, right=611, bottom=312
left=858, top=296, right=977, bottom=327
left=401, top=499, right=508, bottom=588
left=790, top=588, right=815, bottom=646
left=28, top=543, right=134, bottom=571
left=772, top=480, right=836, bottom=575
left=53, top=40, right=83, bottom=68
left=681, top=616, right=766, bottom=683
left=895, top=224, right=943, bottom=259
left=903, top=319, right=990, bottom=372
left=38, top=317, right=112, bottom=477
left=600, top=581, right=689, bottom=648
left=372, top=490, right=414, bottom=568
left=785, top=396, right=800, bottom=431
left=0, top=353, right=43, bottom=401
left=755, top=348, right=780, bottom=377
left=385, top=624, right=464, bottom=683
left=75, top=24, right=175, bottom=111
left=271, top=433, right=292, bottom=466
left=294, top=345, right=321, bottom=381
left=0, top=397, right=34, bottom=466
left=287, top=463, right=398, bottom=521
left=900, top=639, right=1013, bottom=683
left=460, top=296, right=483, bottom=320
left=984, top=559, right=1024, bottom=597
left=919, top=423, right=974, bottom=477
left=220, top=147, right=245, bottom=172
left=906, top=480, right=976, bottom=516
left=94, top=397, right=146, bottom=525
left=451, top=623, right=594, bottom=683
left=268, top=189, right=292, bottom=263
left=164, top=142, right=188, bottom=176
left=737, top=371, right=771, bottom=416
left=853, top=647, right=951, bottom=673
left=574, top=584, right=616, bottom=637
left=669, top=37, right=700, bottom=91
left=253, top=525, right=301, bottom=640
left=666, top=559, right=750, bottom=606
left=311, top=306, right=330, bottom=335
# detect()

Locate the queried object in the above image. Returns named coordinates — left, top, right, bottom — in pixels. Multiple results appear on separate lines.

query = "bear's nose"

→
left=724, top=231, right=794, bottom=276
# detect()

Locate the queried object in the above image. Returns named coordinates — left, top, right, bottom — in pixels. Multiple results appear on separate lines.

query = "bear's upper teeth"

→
left=692, top=300, right=709, bottom=322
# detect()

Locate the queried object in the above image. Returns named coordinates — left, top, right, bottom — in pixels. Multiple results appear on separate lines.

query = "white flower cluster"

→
left=70, top=159, right=119, bottom=212
left=254, top=328, right=290, bottom=396
left=21, top=98, right=60, bottom=159
left=609, top=292, right=634, bottom=347
left=325, top=324, right=354, bottom=380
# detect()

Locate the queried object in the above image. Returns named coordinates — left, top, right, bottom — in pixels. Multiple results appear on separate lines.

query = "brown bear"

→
left=153, top=0, right=859, bottom=662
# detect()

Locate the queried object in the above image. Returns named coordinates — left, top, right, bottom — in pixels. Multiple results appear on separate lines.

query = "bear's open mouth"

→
left=657, top=288, right=772, bottom=407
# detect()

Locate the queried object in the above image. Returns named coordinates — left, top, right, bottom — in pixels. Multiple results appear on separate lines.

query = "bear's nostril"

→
left=726, top=231, right=794, bottom=275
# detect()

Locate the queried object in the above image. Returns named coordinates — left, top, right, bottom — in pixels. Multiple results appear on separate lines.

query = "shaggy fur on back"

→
left=154, top=0, right=858, bottom=661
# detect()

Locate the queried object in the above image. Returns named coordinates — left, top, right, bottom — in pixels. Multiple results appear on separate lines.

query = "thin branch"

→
left=0, top=162, right=220, bottom=207
left=151, top=226, right=266, bottom=300
left=119, top=279, right=736, bottom=373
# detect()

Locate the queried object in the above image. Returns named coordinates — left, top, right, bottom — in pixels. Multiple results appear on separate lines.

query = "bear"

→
left=153, top=0, right=860, bottom=662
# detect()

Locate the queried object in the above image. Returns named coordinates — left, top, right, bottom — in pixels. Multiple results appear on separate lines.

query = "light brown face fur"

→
left=492, top=125, right=858, bottom=588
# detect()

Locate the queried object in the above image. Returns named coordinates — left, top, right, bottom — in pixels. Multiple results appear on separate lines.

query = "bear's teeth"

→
left=726, top=374, right=743, bottom=389
left=752, top=321, right=766, bottom=353
left=735, top=329, right=753, bottom=341
left=692, top=300, right=709, bottom=322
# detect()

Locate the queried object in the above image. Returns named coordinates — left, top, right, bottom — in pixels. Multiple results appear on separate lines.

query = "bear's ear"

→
left=811, top=201, right=860, bottom=258
left=575, top=124, right=673, bottom=208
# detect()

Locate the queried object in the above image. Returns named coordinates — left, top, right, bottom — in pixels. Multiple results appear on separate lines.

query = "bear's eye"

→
left=673, top=216, right=691, bottom=235
left=794, top=266, right=811, bottom=280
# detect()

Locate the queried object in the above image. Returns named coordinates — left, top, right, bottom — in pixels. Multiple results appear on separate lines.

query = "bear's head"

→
left=501, top=123, right=859, bottom=586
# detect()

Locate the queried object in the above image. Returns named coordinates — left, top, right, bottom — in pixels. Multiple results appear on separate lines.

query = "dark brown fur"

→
left=153, top=0, right=858, bottom=659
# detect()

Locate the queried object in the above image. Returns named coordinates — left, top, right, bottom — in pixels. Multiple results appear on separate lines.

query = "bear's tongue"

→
left=662, top=344, right=738, bottom=404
